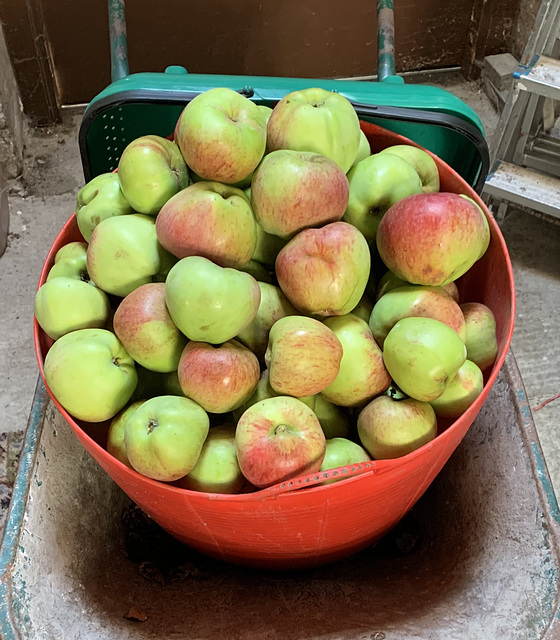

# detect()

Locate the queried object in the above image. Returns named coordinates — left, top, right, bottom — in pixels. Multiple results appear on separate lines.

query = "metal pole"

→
left=377, top=0, right=397, bottom=81
left=108, top=0, right=130, bottom=82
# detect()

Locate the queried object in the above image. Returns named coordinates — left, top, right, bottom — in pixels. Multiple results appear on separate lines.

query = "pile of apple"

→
left=34, top=86, right=499, bottom=493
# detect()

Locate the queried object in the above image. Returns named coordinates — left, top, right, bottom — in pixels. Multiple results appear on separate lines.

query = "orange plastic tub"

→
left=34, top=122, right=515, bottom=570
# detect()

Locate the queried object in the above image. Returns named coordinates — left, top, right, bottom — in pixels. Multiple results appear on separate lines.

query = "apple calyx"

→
left=147, top=418, right=158, bottom=434
left=385, top=384, right=408, bottom=401
left=274, top=424, right=289, bottom=435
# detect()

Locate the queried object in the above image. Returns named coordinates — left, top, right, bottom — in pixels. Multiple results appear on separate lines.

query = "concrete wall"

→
left=0, top=18, right=24, bottom=180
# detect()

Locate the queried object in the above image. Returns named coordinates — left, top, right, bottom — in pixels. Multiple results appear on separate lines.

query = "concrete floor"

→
left=1, top=75, right=559, bottom=499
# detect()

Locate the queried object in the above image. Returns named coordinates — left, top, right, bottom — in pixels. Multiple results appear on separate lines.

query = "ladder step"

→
left=483, top=162, right=560, bottom=220
left=514, top=55, right=560, bottom=99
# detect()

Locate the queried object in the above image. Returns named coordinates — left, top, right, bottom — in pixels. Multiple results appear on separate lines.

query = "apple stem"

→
left=112, top=357, right=121, bottom=367
left=275, top=424, right=289, bottom=435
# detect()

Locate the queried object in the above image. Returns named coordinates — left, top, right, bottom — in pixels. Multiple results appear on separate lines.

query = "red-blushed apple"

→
left=117, top=135, right=189, bottom=215
left=314, top=395, right=352, bottom=439
left=235, top=396, right=326, bottom=488
left=430, top=359, right=484, bottom=418
left=357, top=395, right=438, bottom=459
left=177, top=425, right=245, bottom=494
left=175, top=87, right=267, bottom=184
left=178, top=340, right=260, bottom=414
left=113, top=282, right=187, bottom=373
left=106, top=400, right=146, bottom=467
left=124, top=395, right=210, bottom=482
left=321, top=314, right=391, bottom=407
left=460, top=302, right=498, bottom=371
left=155, top=181, right=257, bottom=268
left=376, top=270, right=460, bottom=303
left=165, top=256, right=261, bottom=344
left=265, top=316, right=343, bottom=397
left=43, top=329, right=137, bottom=422
left=320, top=437, right=371, bottom=483
left=251, top=150, right=349, bottom=238
left=383, top=317, right=467, bottom=402
left=276, top=221, right=370, bottom=316
left=236, top=282, right=298, bottom=364
left=369, top=285, right=466, bottom=348
left=376, top=192, right=489, bottom=286
left=459, top=195, right=491, bottom=259
left=266, top=87, right=361, bottom=173
left=379, top=144, right=440, bottom=193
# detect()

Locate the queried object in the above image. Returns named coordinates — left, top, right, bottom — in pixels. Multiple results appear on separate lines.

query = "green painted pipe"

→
left=377, top=0, right=397, bottom=81
left=108, top=0, right=130, bottom=82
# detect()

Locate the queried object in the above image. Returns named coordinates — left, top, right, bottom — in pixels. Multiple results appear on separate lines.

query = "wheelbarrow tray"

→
left=1, top=351, right=559, bottom=640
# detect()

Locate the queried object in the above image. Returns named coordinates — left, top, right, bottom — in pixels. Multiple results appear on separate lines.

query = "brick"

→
left=482, top=53, right=519, bottom=92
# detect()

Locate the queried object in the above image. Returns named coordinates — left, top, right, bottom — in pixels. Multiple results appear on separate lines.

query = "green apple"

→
left=379, top=145, right=440, bottom=193
left=251, top=222, right=287, bottom=266
left=113, top=282, right=187, bottom=373
left=357, top=395, right=438, bottom=459
left=460, top=302, right=498, bottom=371
left=117, top=135, right=189, bottom=215
left=34, top=277, right=111, bottom=340
left=236, top=282, right=298, bottom=363
left=44, top=329, right=137, bottom=422
left=87, top=214, right=171, bottom=297
left=76, top=173, right=134, bottom=241
left=321, top=314, right=391, bottom=407
left=128, top=365, right=166, bottom=403
left=313, top=395, right=351, bottom=439
left=106, top=400, right=146, bottom=467
left=258, top=104, right=273, bottom=123
left=350, top=130, right=371, bottom=169
left=46, top=242, right=89, bottom=281
left=376, top=270, right=460, bottom=303
left=165, top=256, right=261, bottom=344
left=239, top=259, right=273, bottom=284
left=320, top=437, right=370, bottom=483
left=266, top=87, right=361, bottom=173
left=343, top=153, right=423, bottom=244
left=178, top=425, right=245, bottom=493
left=124, top=395, right=209, bottom=482
left=369, top=285, right=466, bottom=348
left=175, top=87, right=267, bottom=184
left=383, top=317, right=467, bottom=402
left=430, top=359, right=484, bottom=418
left=266, top=316, right=343, bottom=397
left=155, top=181, right=257, bottom=268
left=459, top=195, right=491, bottom=259
left=351, top=295, right=374, bottom=323
left=162, top=370, right=185, bottom=397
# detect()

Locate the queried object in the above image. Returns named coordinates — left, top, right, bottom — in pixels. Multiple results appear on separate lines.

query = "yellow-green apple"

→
left=351, top=294, right=374, bottom=323
left=351, top=130, right=371, bottom=169
left=235, top=396, right=326, bottom=488
left=258, top=104, right=273, bottom=122
left=155, top=181, right=257, bottom=268
left=276, top=222, right=370, bottom=316
left=369, top=285, right=466, bottom=348
left=76, top=173, right=134, bottom=241
left=177, top=425, right=244, bottom=493
left=43, top=329, right=137, bottom=422
left=239, top=259, right=273, bottom=284
left=376, top=193, right=489, bottom=286
left=266, top=316, right=343, bottom=397
left=34, top=277, right=111, bottom=340
left=87, top=214, right=171, bottom=297
left=460, top=302, right=498, bottom=370
left=343, top=153, right=423, bottom=244
left=106, top=400, right=146, bottom=467
left=320, top=437, right=370, bottom=482
left=236, top=282, right=298, bottom=363
left=379, top=145, right=440, bottom=193
left=177, top=340, right=260, bottom=413
left=251, top=150, right=349, bottom=238
left=266, top=87, right=361, bottom=173
left=165, top=256, right=261, bottom=344
left=357, top=395, right=437, bottom=459
left=113, top=282, right=187, bottom=373
left=124, top=395, right=209, bottom=481
left=46, top=242, right=89, bottom=281
left=376, top=270, right=460, bottom=303
left=162, top=370, right=184, bottom=397
left=117, top=135, right=189, bottom=215
left=175, top=87, right=267, bottom=184
left=232, top=370, right=315, bottom=423
left=383, top=317, right=467, bottom=402
left=430, top=359, right=484, bottom=418
left=128, top=365, right=166, bottom=403
left=321, top=314, right=391, bottom=407
left=252, top=223, right=287, bottom=266
left=313, top=394, right=351, bottom=439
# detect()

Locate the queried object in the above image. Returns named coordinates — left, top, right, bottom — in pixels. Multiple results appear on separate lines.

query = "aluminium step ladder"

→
left=483, top=0, right=560, bottom=222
